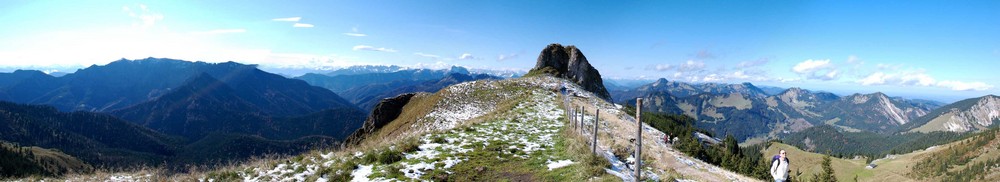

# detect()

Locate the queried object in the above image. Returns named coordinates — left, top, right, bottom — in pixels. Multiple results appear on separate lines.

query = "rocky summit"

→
left=530, top=43, right=612, bottom=101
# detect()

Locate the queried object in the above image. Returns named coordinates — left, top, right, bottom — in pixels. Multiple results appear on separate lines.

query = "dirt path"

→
left=561, top=85, right=759, bottom=182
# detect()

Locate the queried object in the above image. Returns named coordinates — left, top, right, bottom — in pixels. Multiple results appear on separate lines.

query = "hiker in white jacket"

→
left=770, top=150, right=790, bottom=182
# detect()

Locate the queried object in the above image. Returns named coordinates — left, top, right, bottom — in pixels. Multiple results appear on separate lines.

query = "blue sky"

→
left=0, top=1, right=998, bottom=102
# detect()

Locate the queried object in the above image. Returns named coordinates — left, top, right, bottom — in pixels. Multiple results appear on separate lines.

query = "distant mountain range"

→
left=294, top=66, right=471, bottom=93
left=0, top=58, right=367, bottom=169
left=613, top=78, right=948, bottom=141
left=294, top=66, right=502, bottom=111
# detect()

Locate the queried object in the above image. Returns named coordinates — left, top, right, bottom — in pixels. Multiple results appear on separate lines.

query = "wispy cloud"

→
left=856, top=69, right=993, bottom=91
left=293, top=23, right=314, bottom=28
left=343, top=27, right=367, bottom=37
left=936, top=81, right=993, bottom=91
left=497, top=53, right=518, bottom=61
left=677, top=60, right=706, bottom=72
left=353, top=45, right=396, bottom=52
left=792, top=59, right=840, bottom=81
left=646, top=64, right=674, bottom=72
left=414, top=52, right=440, bottom=58
left=737, top=58, right=769, bottom=67
left=191, top=29, right=246, bottom=35
left=122, top=4, right=163, bottom=29
left=272, top=17, right=301, bottom=22
left=694, top=49, right=716, bottom=59
left=458, top=53, right=478, bottom=60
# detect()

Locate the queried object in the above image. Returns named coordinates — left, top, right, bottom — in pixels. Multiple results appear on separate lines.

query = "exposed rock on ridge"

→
left=530, top=43, right=612, bottom=101
left=342, top=93, right=417, bottom=146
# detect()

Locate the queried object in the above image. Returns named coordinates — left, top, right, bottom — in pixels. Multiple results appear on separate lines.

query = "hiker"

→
left=770, top=150, right=790, bottom=182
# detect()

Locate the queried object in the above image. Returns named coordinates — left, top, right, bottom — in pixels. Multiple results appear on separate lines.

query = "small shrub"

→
left=205, top=171, right=241, bottom=181
left=383, top=164, right=405, bottom=179
left=431, top=135, right=447, bottom=144
left=379, top=150, right=405, bottom=164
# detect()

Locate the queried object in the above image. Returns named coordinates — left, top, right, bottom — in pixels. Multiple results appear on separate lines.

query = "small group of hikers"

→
left=770, top=149, right=790, bottom=182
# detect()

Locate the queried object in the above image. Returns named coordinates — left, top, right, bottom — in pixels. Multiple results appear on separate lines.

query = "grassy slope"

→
left=910, top=112, right=955, bottom=133
left=763, top=143, right=869, bottom=181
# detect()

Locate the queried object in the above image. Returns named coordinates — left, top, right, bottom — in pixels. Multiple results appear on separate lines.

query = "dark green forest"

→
left=0, top=142, right=48, bottom=178
left=911, top=127, right=1000, bottom=181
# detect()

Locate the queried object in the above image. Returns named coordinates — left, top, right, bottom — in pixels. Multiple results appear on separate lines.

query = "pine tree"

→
left=811, top=155, right=837, bottom=182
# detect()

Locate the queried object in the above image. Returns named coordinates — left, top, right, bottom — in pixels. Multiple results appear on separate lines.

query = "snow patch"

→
left=547, top=160, right=575, bottom=170
left=351, top=165, right=374, bottom=182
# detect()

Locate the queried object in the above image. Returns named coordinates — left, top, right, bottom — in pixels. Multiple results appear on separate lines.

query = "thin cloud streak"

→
left=272, top=17, right=301, bottom=22
left=293, top=23, right=314, bottom=28
left=353, top=45, right=397, bottom=52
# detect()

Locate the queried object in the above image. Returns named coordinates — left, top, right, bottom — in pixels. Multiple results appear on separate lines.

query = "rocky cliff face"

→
left=342, top=93, right=417, bottom=146
left=530, top=43, right=612, bottom=101
left=911, top=95, right=1000, bottom=132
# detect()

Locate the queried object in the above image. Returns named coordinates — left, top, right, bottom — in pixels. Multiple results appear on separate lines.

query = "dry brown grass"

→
left=566, top=93, right=760, bottom=182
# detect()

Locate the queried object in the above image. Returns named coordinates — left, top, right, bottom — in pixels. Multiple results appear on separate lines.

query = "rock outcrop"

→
left=908, top=95, right=1000, bottom=132
left=342, top=93, right=417, bottom=146
left=530, top=43, right=612, bottom=101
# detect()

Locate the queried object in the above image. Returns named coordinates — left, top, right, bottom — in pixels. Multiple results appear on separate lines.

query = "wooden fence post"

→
left=593, top=108, right=599, bottom=154
left=579, top=106, right=584, bottom=134
left=635, top=98, right=643, bottom=181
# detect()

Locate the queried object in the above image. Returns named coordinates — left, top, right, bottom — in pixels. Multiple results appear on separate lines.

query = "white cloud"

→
left=702, top=74, right=724, bottom=82
left=647, top=64, right=674, bottom=72
left=413, top=61, right=454, bottom=70
left=858, top=71, right=935, bottom=87
left=497, top=53, right=518, bottom=61
left=122, top=4, right=163, bottom=29
left=858, top=72, right=889, bottom=85
left=648, top=59, right=777, bottom=83
left=899, top=71, right=936, bottom=86
left=792, top=59, right=840, bottom=81
left=414, top=52, right=440, bottom=59
left=778, top=77, right=802, bottom=83
left=343, top=27, right=367, bottom=37
left=458, top=53, right=478, bottom=60
left=936, top=81, right=994, bottom=91
left=792, top=59, right=832, bottom=73
left=293, top=23, right=314, bottom=28
left=272, top=17, right=302, bottom=22
left=847, top=55, right=862, bottom=64
left=191, top=29, right=246, bottom=35
left=856, top=70, right=991, bottom=91
left=677, top=60, right=705, bottom=72
left=824, top=69, right=840, bottom=80
left=352, top=45, right=397, bottom=52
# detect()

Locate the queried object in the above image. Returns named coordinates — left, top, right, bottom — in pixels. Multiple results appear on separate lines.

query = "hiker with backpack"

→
left=770, top=150, right=790, bottom=182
